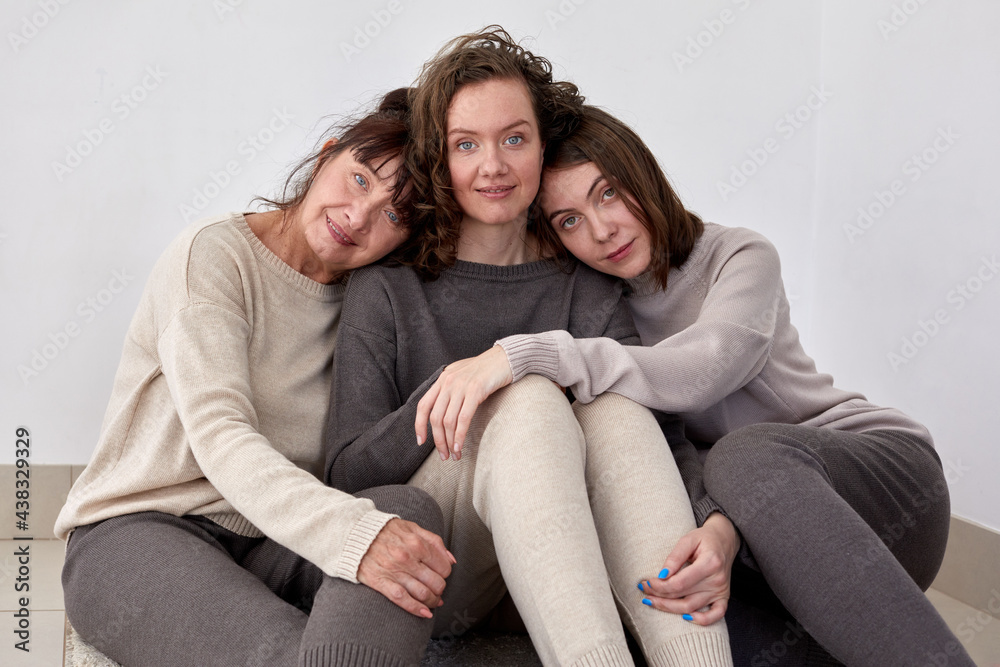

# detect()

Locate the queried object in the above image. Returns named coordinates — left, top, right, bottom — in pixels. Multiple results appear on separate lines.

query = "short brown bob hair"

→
left=536, top=106, right=704, bottom=290
left=255, top=87, right=416, bottom=233
left=405, top=26, right=584, bottom=278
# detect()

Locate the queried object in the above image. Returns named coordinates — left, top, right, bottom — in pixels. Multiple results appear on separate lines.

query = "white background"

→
left=2, top=0, right=997, bottom=532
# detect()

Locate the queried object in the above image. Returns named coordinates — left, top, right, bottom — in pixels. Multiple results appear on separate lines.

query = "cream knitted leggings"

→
left=408, top=375, right=732, bottom=667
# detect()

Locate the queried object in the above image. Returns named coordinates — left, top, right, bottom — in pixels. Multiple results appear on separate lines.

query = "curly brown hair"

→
left=535, top=106, right=704, bottom=290
left=404, top=26, right=584, bottom=278
left=254, top=87, right=416, bottom=235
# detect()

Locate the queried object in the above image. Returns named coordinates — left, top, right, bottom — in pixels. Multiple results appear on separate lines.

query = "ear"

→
left=313, top=138, right=339, bottom=178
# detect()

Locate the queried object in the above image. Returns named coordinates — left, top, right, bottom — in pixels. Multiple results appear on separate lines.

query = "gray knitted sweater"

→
left=325, top=258, right=639, bottom=493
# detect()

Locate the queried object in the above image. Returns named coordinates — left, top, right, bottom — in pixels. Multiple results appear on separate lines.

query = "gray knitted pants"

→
left=704, top=424, right=974, bottom=667
left=62, top=485, right=443, bottom=667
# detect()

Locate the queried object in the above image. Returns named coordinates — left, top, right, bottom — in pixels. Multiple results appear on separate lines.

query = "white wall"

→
left=2, top=0, right=996, bottom=531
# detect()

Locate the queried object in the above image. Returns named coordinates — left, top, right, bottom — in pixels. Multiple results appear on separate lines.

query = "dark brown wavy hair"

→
left=254, top=87, right=416, bottom=237
left=404, top=26, right=584, bottom=278
left=535, top=106, right=703, bottom=289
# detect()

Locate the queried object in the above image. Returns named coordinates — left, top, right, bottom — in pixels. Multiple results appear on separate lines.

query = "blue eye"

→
left=386, top=210, right=400, bottom=224
left=457, top=141, right=474, bottom=151
left=505, top=136, right=523, bottom=146
left=560, top=216, right=580, bottom=230
left=355, top=174, right=368, bottom=189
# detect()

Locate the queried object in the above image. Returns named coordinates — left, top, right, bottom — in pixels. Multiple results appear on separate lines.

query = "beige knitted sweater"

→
left=55, top=213, right=394, bottom=583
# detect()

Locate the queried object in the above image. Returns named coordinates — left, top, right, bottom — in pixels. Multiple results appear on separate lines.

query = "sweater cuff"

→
left=334, top=509, right=398, bottom=583
left=691, top=496, right=725, bottom=528
left=496, top=333, right=560, bottom=383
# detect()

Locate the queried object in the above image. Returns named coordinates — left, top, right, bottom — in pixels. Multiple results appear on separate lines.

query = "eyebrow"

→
left=546, top=175, right=605, bottom=224
left=358, top=159, right=394, bottom=182
left=447, top=119, right=531, bottom=137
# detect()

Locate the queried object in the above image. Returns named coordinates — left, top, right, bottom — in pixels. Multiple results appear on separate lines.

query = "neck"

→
left=455, top=215, right=538, bottom=265
left=247, top=209, right=343, bottom=284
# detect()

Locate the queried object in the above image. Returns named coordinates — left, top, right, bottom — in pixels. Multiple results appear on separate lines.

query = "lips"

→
left=606, top=240, right=634, bottom=262
left=476, top=185, right=515, bottom=199
left=327, top=215, right=355, bottom=246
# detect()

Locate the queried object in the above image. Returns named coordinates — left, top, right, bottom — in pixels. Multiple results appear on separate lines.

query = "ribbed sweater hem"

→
left=497, top=333, right=561, bottom=383
left=203, top=511, right=265, bottom=538
left=647, top=631, right=733, bottom=667
left=300, top=642, right=411, bottom=667
left=568, top=644, right=633, bottom=667
left=334, top=509, right=397, bottom=583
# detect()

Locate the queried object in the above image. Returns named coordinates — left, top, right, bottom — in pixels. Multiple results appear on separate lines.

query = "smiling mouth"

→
left=477, top=185, right=515, bottom=198
left=606, top=240, right=634, bottom=262
left=327, top=216, right=356, bottom=246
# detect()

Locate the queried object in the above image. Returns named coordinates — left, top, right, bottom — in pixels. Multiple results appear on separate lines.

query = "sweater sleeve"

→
left=498, top=233, right=780, bottom=410
left=158, top=302, right=395, bottom=584
left=325, top=269, right=440, bottom=493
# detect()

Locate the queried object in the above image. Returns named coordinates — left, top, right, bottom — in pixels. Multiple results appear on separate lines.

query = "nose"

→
left=591, top=210, right=618, bottom=242
left=344, top=196, right=380, bottom=234
left=478, top=145, right=508, bottom=177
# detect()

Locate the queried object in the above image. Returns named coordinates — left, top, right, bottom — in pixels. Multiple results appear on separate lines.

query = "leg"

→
left=704, top=424, right=973, bottom=667
left=63, top=511, right=305, bottom=666
left=574, top=394, right=732, bottom=667
left=411, top=375, right=633, bottom=666
left=64, top=486, right=443, bottom=667
left=297, top=485, right=444, bottom=667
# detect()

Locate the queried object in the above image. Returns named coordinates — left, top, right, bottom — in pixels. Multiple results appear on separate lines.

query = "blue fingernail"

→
left=642, top=598, right=653, bottom=607
left=683, top=614, right=693, bottom=622
left=658, top=568, right=670, bottom=579
left=637, top=582, right=644, bottom=592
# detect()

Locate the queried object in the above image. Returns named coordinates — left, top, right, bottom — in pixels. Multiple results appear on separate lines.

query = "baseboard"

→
left=0, top=463, right=82, bottom=540
left=932, top=515, right=1000, bottom=614
left=3, top=463, right=998, bottom=614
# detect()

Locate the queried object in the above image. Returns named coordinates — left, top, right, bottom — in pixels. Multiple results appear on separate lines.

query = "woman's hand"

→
left=415, top=345, right=513, bottom=461
left=357, top=518, right=456, bottom=618
left=638, top=512, right=739, bottom=625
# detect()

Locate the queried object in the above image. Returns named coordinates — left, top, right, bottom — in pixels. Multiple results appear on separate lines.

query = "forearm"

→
left=326, top=352, right=444, bottom=493
left=499, top=323, right=767, bottom=410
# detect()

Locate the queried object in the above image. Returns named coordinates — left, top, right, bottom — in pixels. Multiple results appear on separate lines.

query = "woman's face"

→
left=445, top=78, right=544, bottom=229
left=540, top=161, right=653, bottom=279
left=296, top=146, right=409, bottom=281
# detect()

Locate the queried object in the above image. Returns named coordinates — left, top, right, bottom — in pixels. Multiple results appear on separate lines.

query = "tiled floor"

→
left=1, top=538, right=998, bottom=666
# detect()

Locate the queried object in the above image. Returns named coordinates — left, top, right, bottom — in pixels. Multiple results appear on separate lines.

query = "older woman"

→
left=55, top=89, right=453, bottom=667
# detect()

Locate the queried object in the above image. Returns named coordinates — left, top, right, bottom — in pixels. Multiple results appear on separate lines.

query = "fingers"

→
left=358, top=519, right=454, bottom=619
left=415, top=347, right=513, bottom=461
left=642, top=589, right=714, bottom=615
left=658, top=531, right=699, bottom=588
left=414, top=382, right=438, bottom=447
left=689, top=597, right=728, bottom=625
left=364, top=572, right=435, bottom=619
left=409, top=523, right=453, bottom=580
left=649, top=551, right=724, bottom=598
left=641, top=592, right=728, bottom=625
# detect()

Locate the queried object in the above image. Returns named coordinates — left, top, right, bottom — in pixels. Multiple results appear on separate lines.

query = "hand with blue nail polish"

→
left=637, top=512, right=738, bottom=626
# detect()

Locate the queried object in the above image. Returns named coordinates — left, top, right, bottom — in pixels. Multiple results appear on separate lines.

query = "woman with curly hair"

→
left=326, top=28, right=732, bottom=667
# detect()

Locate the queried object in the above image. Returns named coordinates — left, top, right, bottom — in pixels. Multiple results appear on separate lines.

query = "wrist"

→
left=704, top=511, right=740, bottom=559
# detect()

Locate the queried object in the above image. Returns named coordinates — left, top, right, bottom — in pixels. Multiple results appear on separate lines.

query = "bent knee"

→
left=573, top=391, right=651, bottom=422
left=488, top=374, right=567, bottom=414
left=359, top=485, right=444, bottom=536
